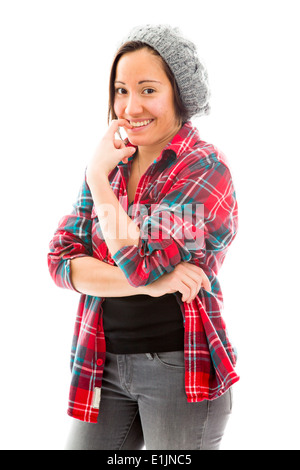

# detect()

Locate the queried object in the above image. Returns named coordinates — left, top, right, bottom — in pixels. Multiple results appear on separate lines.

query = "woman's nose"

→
left=125, top=93, right=143, bottom=115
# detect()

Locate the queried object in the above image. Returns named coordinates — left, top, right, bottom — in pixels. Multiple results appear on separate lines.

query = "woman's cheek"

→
left=113, top=105, right=120, bottom=118
left=147, top=99, right=165, bottom=118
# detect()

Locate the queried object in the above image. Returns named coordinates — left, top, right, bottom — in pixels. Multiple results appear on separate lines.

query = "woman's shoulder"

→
left=176, top=122, right=231, bottom=172
left=178, top=138, right=231, bottom=177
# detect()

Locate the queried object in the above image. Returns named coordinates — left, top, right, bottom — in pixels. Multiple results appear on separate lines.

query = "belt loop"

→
left=145, top=353, right=154, bottom=360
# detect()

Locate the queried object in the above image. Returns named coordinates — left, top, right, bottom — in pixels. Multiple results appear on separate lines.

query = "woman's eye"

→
left=116, top=88, right=127, bottom=95
left=143, top=88, right=155, bottom=95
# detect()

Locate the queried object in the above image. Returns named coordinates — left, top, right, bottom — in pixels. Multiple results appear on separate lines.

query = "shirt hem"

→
left=67, top=408, right=98, bottom=424
left=186, top=375, right=240, bottom=403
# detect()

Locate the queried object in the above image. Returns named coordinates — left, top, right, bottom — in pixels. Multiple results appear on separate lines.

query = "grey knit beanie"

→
left=118, top=24, right=210, bottom=120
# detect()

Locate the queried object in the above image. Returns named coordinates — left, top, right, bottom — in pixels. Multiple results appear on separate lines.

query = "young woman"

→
left=48, top=24, right=239, bottom=450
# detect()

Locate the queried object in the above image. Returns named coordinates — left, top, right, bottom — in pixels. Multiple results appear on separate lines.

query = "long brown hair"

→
left=107, top=41, right=188, bottom=125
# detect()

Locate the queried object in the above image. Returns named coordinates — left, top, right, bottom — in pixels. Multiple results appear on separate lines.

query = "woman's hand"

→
left=86, top=119, right=136, bottom=187
left=145, top=261, right=211, bottom=303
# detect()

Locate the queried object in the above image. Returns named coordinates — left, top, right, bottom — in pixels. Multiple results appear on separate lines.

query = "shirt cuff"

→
left=112, top=236, right=190, bottom=287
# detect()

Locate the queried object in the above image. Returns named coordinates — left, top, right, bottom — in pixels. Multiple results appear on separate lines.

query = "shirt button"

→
left=96, top=358, right=103, bottom=366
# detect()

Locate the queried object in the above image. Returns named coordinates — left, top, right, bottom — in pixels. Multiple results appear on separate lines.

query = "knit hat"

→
left=118, top=24, right=211, bottom=120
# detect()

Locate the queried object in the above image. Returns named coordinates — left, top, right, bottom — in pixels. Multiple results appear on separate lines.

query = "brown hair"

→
left=107, top=41, right=188, bottom=125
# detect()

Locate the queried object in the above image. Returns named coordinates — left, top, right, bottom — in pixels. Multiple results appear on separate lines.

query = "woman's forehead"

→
left=115, top=49, right=166, bottom=83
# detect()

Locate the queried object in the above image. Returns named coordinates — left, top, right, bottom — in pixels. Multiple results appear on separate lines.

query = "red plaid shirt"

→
left=48, top=121, right=239, bottom=423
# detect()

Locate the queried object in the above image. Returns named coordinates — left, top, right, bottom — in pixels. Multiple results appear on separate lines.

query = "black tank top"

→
left=102, top=292, right=184, bottom=354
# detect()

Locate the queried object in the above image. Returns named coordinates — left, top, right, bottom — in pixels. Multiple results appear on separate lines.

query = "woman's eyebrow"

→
left=138, top=80, right=162, bottom=84
left=114, top=80, right=162, bottom=85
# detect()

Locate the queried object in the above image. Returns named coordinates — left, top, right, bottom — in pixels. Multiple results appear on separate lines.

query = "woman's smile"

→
left=127, top=118, right=154, bottom=131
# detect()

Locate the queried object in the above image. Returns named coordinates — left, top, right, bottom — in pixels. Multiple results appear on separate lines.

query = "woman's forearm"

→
left=70, top=256, right=149, bottom=297
left=88, top=175, right=140, bottom=258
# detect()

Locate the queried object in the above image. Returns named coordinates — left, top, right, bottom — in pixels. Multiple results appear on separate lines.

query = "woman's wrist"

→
left=140, top=282, right=160, bottom=297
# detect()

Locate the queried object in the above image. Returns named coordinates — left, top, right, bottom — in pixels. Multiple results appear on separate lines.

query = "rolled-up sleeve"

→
left=47, top=173, right=93, bottom=290
left=112, top=161, right=238, bottom=287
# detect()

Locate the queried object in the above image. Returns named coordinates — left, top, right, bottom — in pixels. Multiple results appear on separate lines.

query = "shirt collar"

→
left=163, top=120, right=200, bottom=159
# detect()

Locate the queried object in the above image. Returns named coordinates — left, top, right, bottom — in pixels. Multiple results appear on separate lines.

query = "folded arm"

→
left=47, top=165, right=215, bottom=302
left=70, top=256, right=210, bottom=302
left=69, top=256, right=148, bottom=297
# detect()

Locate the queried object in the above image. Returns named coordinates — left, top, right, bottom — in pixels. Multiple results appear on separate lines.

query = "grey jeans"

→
left=65, top=351, right=232, bottom=450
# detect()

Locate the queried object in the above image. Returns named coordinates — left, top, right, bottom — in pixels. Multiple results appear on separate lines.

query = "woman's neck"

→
left=137, top=123, right=182, bottom=170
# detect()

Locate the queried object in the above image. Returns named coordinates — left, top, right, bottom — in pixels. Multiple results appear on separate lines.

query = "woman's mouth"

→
left=128, top=119, right=154, bottom=131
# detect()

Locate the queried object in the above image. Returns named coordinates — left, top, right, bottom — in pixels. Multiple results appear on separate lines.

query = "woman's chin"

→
left=127, top=135, right=152, bottom=147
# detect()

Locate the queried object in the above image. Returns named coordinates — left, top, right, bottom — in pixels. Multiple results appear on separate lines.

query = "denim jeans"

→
left=65, top=351, right=232, bottom=450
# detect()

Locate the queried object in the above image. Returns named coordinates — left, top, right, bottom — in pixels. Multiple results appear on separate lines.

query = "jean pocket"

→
left=154, top=350, right=185, bottom=369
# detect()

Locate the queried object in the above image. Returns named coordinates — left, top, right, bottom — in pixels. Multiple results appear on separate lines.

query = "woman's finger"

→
left=107, top=119, right=132, bottom=139
left=114, top=139, right=125, bottom=149
left=177, top=281, right=191, bottom=303
left=176, top=264, right=203, bottom=294
left=200, top=270, right=211, bottom=292
left=173, top=273, right=199, bottom=303
left=180, top=262, right=211, bottom=293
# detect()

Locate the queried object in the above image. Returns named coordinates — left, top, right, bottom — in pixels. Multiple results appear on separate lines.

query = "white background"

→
left=0, top=0, right=299, bottom=450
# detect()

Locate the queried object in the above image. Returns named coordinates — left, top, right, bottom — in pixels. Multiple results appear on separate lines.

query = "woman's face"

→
left=114, top=48, right=181, bottom=150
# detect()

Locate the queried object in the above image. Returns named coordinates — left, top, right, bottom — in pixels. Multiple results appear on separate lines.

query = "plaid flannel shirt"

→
left=47, top=121, right=239, bottom=423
